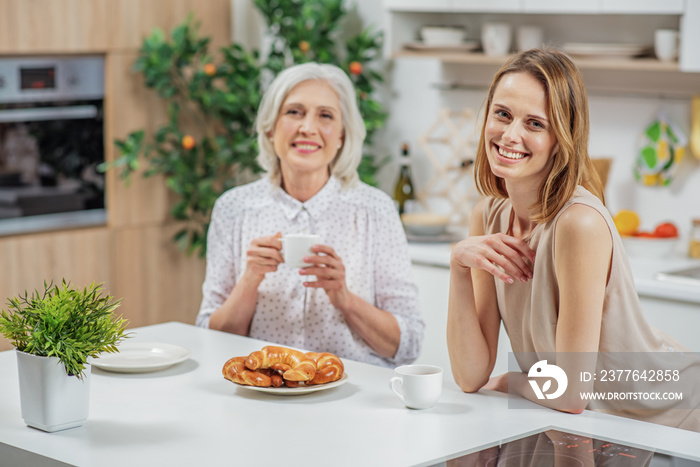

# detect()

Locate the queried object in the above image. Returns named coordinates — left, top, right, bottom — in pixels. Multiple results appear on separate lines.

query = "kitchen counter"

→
left=408, top=242, right=700, bottom=305
left=0, top=322, right=699, bottom=466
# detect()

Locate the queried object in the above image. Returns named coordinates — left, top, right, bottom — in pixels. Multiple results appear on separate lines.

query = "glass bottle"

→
left=689, top=218, right=700, bottom=259
left=393, top=143, right=415, bottom=215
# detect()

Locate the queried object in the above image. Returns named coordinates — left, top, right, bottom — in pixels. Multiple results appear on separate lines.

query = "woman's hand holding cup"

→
left=243, top=232, right=284, bottom=284
left=299, top=244, right=353, bottom=310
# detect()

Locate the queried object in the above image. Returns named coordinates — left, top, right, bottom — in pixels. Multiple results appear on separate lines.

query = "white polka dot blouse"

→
left=196, top=175, right=425, bottom=367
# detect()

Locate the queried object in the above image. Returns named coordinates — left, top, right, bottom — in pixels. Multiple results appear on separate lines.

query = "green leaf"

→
left=0, top=281, right=130, bottom=379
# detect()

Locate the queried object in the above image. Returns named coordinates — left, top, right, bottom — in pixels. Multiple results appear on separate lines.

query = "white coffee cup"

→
left=481, top=22, right=512, bottom=57
left=280, top=234, right=320, bottom=268
left=390, top=364, right=443, bottom=409
left=516, top=25, right=544, bottom=52
left=654, top=29, right=679, bottom=62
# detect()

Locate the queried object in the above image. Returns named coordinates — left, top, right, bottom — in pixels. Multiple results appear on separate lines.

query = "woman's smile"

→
left=495, top=144, right=530, bottom=161
left=291, top=140, right=322, bottom=153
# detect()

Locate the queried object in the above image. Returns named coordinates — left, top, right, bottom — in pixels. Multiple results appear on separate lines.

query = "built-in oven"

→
left=0, top=56, right=106, bottom=235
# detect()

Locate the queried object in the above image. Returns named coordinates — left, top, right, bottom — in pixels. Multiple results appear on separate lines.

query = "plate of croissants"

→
left=223, top=345, right=347, bottom=395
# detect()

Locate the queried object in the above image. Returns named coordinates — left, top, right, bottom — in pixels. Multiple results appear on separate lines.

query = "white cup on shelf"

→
left=481, top=22, right=512, bottom=57
left=654, top=29, right=679, bottom=62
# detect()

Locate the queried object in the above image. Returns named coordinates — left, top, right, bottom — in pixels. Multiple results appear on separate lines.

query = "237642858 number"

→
left=598, top=369, right=680, bottom=382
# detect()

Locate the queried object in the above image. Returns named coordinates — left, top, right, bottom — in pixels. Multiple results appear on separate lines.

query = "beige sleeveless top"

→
left=483, top=186, right=700, bottom=431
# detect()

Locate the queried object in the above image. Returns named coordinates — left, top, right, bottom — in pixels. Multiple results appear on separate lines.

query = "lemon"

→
left=613, top=210, right=640, bottom=236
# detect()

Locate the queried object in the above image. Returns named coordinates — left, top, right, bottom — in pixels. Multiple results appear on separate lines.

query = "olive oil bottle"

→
left=393, top=143, right=415, bottom=215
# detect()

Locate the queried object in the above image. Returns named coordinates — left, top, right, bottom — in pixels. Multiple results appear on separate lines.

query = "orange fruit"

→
left=181, top=135, right=195, bottom=150
left=653, top=222, right=679, bottom=238
left=349, top=61, right=363, bottom=75
left=299, top=41, right=310, bottom=52
left=613, top=210, right=640, bottom=236
left=204, top=63, right=216, bottom=76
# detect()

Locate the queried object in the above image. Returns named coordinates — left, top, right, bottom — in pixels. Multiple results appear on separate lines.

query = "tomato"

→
left=653, top=222, right=679, bottom=238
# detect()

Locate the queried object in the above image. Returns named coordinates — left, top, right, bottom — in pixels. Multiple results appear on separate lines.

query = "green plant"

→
left=102, top=1, right=387, bottom=257
left=0, top=280, right=129, bottom=379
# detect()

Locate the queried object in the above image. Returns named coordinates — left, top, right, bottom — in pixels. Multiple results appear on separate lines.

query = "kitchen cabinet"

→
left=384, top=0, right=700, bottom=94
left=521, top=1, right=599, bottom=13
left=411, top=263, right=512, bottom=380
left=387, top=0, right=685, bottom=13
left=411, top=259, right=700, bottom=383
left=522, top=0, right=684, bottom=14
left=638, top=295, right=700, bottom=352
left=0, top=0, right=227, bottom=352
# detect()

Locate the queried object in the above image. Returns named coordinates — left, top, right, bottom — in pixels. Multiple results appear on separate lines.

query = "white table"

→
left=1, top=322, right=699, bottom=466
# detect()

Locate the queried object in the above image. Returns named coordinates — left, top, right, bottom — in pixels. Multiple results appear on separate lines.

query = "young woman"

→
left=197, top=63, right=424, bottom=367
left=447, top=48, right=699, bottom=431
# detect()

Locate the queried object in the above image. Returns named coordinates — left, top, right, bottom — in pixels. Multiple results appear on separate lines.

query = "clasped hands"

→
left=244, top=232, right=353, bottom=310
left=451, top=233, right=536, bottom=284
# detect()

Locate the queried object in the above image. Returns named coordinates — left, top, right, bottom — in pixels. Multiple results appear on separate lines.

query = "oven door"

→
left=0, top=99, right=105, bottom=225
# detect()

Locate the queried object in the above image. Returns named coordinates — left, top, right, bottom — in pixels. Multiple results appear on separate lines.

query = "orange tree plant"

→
left=102, top=1, right=386, bottom=257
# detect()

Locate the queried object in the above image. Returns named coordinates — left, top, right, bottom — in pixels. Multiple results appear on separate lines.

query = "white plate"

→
left=92, top=342, right=191, bottom=373
left=561, top=42, right=650, bottom=58
left=235, top=373, right=348, bottom=395
left=404, top=40, right=480, bottom=52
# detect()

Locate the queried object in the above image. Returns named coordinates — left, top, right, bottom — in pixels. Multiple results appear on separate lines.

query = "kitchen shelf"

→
left=394, top=49, right=681, bottom=72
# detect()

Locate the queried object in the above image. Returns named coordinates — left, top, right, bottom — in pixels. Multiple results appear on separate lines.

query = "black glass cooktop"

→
left=441, top=427, right=700, bottom=466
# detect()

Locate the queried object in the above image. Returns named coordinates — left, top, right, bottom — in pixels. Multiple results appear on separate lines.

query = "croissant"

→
left=222, top=356, right=284, bottom=387
left=305, top=352, right=344, bottom=385
left=245, top=345, right=316, bottom=382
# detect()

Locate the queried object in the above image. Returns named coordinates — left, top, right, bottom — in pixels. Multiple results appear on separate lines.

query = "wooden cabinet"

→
left=0, top=0, right=228, bottom=351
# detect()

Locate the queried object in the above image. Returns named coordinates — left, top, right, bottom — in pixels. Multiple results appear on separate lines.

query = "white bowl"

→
left=420, top=26, right=466, bottom=46
left=621, top=236, right=679, bottom=259
left=401, top=213, right=450, bottom=237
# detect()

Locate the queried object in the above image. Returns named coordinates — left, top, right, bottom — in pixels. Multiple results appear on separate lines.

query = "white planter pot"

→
left=16, top=350, right=91, bottom=432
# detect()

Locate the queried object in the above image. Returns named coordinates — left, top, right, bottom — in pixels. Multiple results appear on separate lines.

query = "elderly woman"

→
left=196, top=62, right=424, bottom=367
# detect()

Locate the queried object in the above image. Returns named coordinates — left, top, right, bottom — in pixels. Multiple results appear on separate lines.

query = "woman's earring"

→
left=337, top=143, right=342, bottom=149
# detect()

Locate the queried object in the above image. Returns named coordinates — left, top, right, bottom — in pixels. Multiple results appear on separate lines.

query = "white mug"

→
left=481, top=22, right=512, bottom=57
left=280, top=234, right=320, bottom=268
left=390, top=364, right=443, bottom=409
left=654, top=29, right=679, bottom=62
left=516, top=26, right=544, bottom=52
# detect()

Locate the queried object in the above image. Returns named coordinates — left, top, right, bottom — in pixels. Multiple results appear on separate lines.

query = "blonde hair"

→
left=255, top=62, right=366, bottom=188
left=474, top=48, right=604, bottom=223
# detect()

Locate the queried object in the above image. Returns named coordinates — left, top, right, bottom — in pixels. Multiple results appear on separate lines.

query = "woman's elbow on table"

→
left=454, top=374, right=490, bottom=394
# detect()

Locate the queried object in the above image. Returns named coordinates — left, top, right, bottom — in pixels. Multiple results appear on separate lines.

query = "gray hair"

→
left=255, top=62, right=366, bottom=188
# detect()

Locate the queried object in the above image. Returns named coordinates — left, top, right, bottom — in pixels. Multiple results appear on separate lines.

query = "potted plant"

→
left=0, top=280, right=128, bottom=432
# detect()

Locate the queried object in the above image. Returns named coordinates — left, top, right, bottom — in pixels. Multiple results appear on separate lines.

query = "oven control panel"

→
left=0, top=56, right=104, bottom=103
